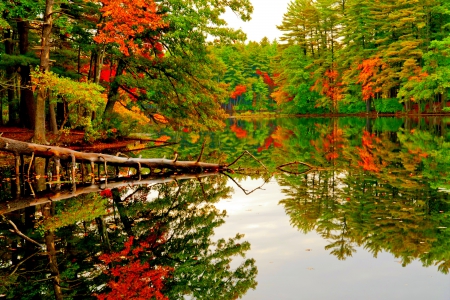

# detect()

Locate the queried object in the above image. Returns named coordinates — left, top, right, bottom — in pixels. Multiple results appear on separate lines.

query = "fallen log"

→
left=0, top=172, right=219, bottom=214
left=0, top=136, right=228, bottom=173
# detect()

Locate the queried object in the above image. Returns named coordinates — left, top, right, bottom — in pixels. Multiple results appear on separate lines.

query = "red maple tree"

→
left=96, top=234, right=172, bottom=300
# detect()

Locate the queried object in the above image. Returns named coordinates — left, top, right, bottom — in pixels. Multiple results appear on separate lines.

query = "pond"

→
left=0, top=116, right=449, bottom=299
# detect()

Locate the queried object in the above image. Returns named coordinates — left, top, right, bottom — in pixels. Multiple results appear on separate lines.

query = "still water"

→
left=0, top=117, right=449, bottom=299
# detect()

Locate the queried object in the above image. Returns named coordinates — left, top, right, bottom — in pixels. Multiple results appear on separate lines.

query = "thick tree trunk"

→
left=18, top=19, right=36, bottom=129
left=34, top=0, right=54, bottom=144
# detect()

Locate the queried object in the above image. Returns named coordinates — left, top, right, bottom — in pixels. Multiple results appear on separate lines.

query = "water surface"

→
left=0, top=116, right=449, bottom=299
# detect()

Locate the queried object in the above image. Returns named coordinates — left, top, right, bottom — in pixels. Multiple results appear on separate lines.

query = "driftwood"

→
left=0, top=136, right=228, bottom=173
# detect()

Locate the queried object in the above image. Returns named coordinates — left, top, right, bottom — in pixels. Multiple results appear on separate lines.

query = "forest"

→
left=2, top=0, right=450, bottom=145
left=1, top=0, right=450, bottom=299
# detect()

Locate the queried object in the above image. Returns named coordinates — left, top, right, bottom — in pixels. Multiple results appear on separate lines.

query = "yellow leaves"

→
left=153, top=113, right=169, bottom=124
left=113, top=102, right=150, bottom=126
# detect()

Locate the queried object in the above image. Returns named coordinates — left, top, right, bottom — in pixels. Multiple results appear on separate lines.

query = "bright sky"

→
left=222, top=0, right=292, bottom=42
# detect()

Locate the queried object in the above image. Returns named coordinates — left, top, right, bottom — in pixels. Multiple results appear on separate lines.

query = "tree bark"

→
left=18, top=20, right=36, bottom=129
left=34, top=0, right=54, bottom=144
left=4, top=29, right=18, bottom=125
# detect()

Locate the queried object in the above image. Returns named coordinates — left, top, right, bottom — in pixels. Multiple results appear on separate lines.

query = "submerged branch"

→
left=2, top=216, right=44, bottom=248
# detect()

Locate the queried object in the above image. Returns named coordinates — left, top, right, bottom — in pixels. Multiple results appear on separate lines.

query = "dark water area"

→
left=0, top=116, right=449, bottom=299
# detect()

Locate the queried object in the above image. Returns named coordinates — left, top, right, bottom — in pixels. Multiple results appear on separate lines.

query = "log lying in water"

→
left=0, top=172, right=219, bottom=214
left=0, top=136, right=228, bottom=173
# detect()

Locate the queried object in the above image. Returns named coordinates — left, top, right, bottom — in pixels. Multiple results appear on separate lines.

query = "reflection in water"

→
left=1, top=116, right=450, bottom=298
left=0, top=173, right=257, bottom=299
left=277, top=117, right=450, bottom=274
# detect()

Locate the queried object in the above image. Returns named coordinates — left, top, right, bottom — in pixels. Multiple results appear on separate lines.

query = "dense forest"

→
left=216, top=0, right=450, bottom=115
left=2, top=0, right=450, bottom=143
left=0, top=0, right=253, bottom=143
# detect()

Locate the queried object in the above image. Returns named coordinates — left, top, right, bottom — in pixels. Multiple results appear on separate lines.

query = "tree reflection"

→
left=279, top=125, right=450, bottom=272
left=0, top=175, right=257, bottom=299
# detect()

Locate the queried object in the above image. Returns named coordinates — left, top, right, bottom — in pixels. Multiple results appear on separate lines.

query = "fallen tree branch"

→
left=227, top=150, right=267, bottom=170
left=276, top=161, right=329, bottom=175
left=2, top=216, right=44, bottom=248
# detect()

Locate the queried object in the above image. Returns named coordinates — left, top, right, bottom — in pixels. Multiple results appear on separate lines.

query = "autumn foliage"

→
left=96, top=235, right=172, bottom=300
left=257, top=126, right=293, bottom=152
left=230, top=85, right=247, bottom=99
left=311, top=69, right=343, bottom=109
left=357, top=58, right=383, bottom=101
left=94, top=0, right=167, bottom=56
left=310, top=126, right=344, bottom=160
left=357, top=131, right=381, bottom=172
left=256, top=69, right=276, bottom=88
left=230, top=124, right=248, bottom=139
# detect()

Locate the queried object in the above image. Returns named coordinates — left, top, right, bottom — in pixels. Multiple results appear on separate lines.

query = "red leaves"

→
left=230, top=124, right=248, bottom=139
left=256, top=69, right=276, bottom=88
left=357, top=58, right=383, bottom=101
left=94, top=0, right=167, bottom=56
left=100, top=189, right=113, bottom=198
left=230, top=85, right=247, bottom=99
left=96, top=235, right=172, bottom=300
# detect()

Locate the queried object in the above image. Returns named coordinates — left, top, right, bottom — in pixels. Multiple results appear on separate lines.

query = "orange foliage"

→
left=271, top=89, right=292, bottom=105
left=153, top=113, right=169, bottom=124
left=230, top=85, right=247, bottom=99
left=230, top=124, right=248, bottom=139
left=409, top=67, right=429, bottom=82
left=94, top=0, right=167, bottom=56
left=257, top=126, right=293, bottom=152
left=310, top=126, right=344, bottom=161
left=357, top=57, right=383, bottom=101
left=357, top=131, right=381, bottom=172
left=154, top=135, right=171, bottom=146
left=311, top=68, right=343, bottom=104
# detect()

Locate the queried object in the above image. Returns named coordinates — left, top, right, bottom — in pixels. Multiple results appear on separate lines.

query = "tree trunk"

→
left=113, top=189, right=134, bottom=236
left=104, top=59, right=126, bottom=115
left=43, top=203, right=64, bottom=300
left=18, top=20, right=36, bottom=129
left=34, top=0, right=54, bottom=144
left=4, top=29, right=18, bottom=125
left=49, top=92, right=58, bottom=134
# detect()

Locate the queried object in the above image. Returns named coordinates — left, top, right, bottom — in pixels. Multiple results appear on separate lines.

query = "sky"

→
left=222, top=0, right=292, bottom=42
